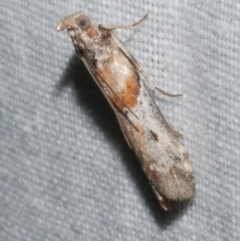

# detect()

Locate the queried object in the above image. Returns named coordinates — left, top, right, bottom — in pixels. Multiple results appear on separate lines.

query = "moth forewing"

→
left=56, top=11, right=195, bottom=210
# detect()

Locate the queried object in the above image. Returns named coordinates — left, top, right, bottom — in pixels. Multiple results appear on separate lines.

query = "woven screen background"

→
left=1, top=1, right=239, bottom=240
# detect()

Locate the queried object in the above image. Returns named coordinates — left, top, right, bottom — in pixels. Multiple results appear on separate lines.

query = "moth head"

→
left=75, top=14, right=92, bottom=32
left=56, top=11, right=92, bottom=32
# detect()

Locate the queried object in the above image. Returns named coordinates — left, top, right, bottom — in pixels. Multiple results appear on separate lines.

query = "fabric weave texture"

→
left=0, top=1, right=239, bottom=240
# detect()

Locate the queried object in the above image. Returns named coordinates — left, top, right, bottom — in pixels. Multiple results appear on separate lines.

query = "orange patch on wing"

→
left=121, top=74, right=140, bottom=108
left=98, top=67, right=111, bottom=82
left=96, top=55, right=140, bottom=111
left=110, top=74, right=139, bottom=111
left=109, top=51, right=140, bottom=108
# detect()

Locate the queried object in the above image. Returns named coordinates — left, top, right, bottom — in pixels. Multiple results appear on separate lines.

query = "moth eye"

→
left=76, top=15, right=92, bottom=31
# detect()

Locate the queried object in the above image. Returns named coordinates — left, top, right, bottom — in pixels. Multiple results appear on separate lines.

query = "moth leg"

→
left=173, top=130, right=183, bottom=139
left=114, top=112, right=133, bottom=149
left=154, top=87, right=182, bottom=97
left=98, top=14, right=147, bottom=31
left=110, top=33, right=182, bottom=97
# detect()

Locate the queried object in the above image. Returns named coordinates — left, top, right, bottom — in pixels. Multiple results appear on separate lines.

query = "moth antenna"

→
left=98, top=14, right=148, bottom=31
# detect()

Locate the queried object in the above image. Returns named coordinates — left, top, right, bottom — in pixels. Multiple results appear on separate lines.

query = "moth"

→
left=56, top=11, right=195, bottom=210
